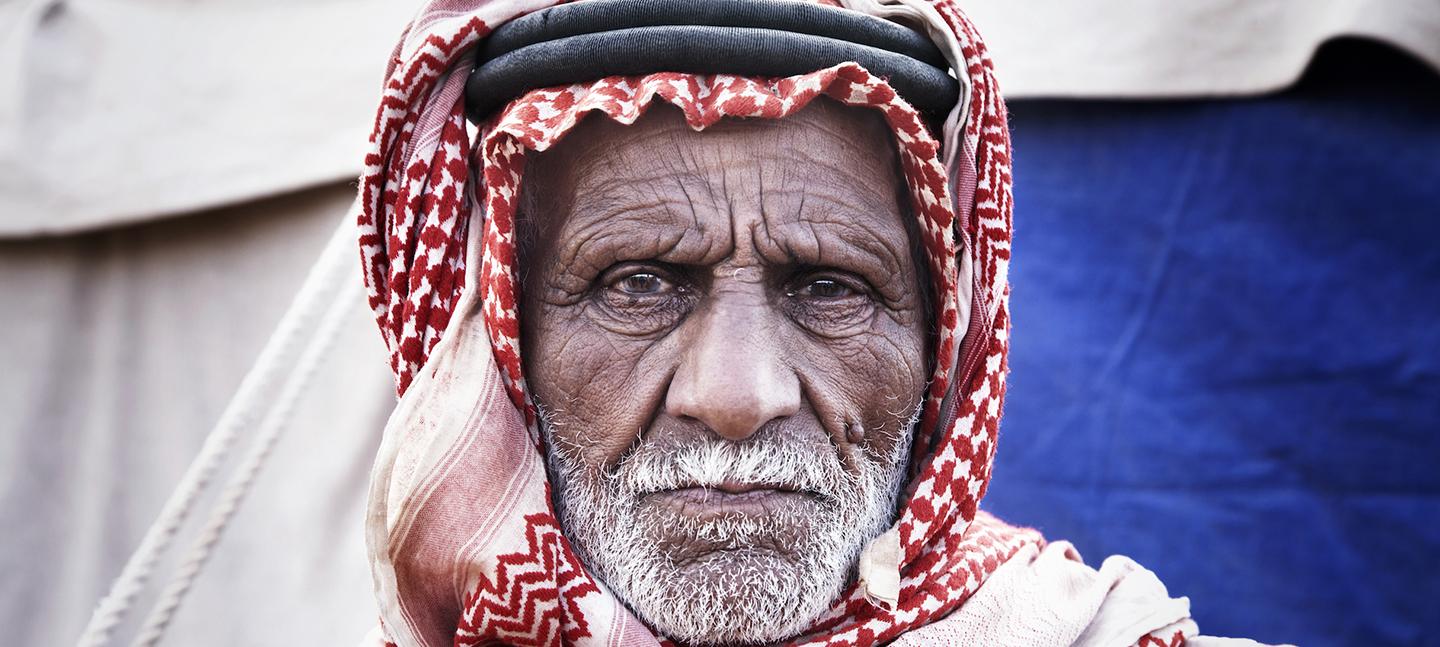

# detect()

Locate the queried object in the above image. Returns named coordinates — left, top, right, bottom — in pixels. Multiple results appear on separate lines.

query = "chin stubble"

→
left=543, top=410, right=918, bottom=646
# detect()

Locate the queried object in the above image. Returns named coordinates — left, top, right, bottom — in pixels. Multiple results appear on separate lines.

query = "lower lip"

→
left=644, top=487, right=817, bottom=521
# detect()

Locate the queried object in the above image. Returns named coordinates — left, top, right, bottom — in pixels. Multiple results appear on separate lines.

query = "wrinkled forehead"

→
left=517, top=98, right=912, bottom=241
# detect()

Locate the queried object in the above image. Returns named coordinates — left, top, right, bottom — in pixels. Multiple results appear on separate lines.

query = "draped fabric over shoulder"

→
left=355, top=1, right=1203, bottom=645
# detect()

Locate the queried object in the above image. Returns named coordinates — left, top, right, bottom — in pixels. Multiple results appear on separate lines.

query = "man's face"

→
left=517, top=100, right=930, bottom=645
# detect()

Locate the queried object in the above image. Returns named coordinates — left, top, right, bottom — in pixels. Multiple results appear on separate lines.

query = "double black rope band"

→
left=479, top=0, right=948, bottom=67
left=465, top=0, right=957, bottom=124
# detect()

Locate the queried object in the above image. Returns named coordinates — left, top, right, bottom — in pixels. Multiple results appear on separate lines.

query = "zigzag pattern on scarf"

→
left=455, top=513, right=600, bottom=646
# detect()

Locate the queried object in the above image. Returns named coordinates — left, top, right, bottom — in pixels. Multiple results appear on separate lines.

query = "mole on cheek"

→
left=846, top=421, right=865, bottom=444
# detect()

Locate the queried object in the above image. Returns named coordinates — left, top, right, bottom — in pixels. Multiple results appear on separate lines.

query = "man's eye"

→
left=614, top=272, right=667, bottom=295
left=784, top=273, right=874, bottom=337
left=797, top=278, right=855, bottom=299
left=594, top=266, right=692, bottom=337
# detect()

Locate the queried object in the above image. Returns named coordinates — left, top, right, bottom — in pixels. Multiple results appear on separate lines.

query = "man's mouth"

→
left=642, top=482, right=822, bottom=522
left=710, top=479, right=796, bottom=495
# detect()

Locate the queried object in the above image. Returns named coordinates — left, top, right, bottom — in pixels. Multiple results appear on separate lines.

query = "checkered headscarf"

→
left=358, top=1, right=1042, bottom=644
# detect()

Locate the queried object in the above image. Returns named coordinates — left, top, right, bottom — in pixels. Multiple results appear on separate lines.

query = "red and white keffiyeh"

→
left=355, top=1, right=1200, bottom=646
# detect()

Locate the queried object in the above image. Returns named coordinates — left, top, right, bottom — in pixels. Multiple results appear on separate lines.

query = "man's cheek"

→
left=809, top=322, right=924, bottom=385
left=802, top=330, right=924, bottom=437
left=534, top=313, right=669, bottom=467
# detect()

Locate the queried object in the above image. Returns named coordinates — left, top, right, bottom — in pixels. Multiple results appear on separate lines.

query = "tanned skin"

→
left=516, top=98, right=930, bottom=621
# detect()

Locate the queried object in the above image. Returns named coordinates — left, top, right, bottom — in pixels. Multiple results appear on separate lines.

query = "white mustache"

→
left=617, top=437, right=851, bottom=500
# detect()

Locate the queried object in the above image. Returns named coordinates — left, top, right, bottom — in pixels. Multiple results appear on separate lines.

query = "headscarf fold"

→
left=356, top=2, right=1183, bottom=645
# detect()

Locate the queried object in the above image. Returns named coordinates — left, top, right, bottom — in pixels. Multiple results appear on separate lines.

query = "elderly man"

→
left=357, top=1, right=1271, bottom=645
left=520, top=96, right=929, bottom=642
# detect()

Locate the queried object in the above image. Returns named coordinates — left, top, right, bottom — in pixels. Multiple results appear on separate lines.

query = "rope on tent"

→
left=76, top=212, right=361, bottom=647
left=132, top=261, right=362, bottom=646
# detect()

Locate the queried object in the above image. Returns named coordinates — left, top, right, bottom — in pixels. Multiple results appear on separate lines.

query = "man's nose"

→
left=665, top=302, right=800, bottom=441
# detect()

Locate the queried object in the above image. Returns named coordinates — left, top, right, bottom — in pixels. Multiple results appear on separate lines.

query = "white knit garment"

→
left=890, top=541, right=1289, bottom=647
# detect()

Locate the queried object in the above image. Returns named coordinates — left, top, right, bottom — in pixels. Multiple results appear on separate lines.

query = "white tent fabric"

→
left=965, top=0, right=1440, bottom=99
left=1, top=1, right=1437, bottom=645
left=2, top=0, right=1436, bottom=237
left=0, top=0, right=419, bottom=236
left=0, top=185, right=394, bottom=646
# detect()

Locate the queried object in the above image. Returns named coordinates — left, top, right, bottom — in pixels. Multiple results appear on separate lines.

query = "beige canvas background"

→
left=2, top=1, right=1436, bottom=645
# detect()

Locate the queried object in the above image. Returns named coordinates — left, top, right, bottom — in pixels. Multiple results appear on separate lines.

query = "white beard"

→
left=544, top=411, right=917, bottom=646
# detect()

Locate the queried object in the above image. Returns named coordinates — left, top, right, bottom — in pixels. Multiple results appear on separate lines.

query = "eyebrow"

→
left=758, top=213, right=910, bottom=285
left=548, top=195, right=713, bottom=282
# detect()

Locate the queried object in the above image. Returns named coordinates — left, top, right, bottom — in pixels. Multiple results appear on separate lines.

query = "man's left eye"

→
left=796, top=278, right=856, bottom=299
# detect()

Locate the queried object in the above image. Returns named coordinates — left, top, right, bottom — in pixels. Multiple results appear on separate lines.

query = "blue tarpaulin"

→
left=986, top=42, right=1440, bottom=647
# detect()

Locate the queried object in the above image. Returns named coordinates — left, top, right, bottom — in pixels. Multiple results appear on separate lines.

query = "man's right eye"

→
left=594, top=265, right=693, bottom=336
left=614, top=272, right=667, bottom=295
left=598, top=263, right=684, bottom=301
